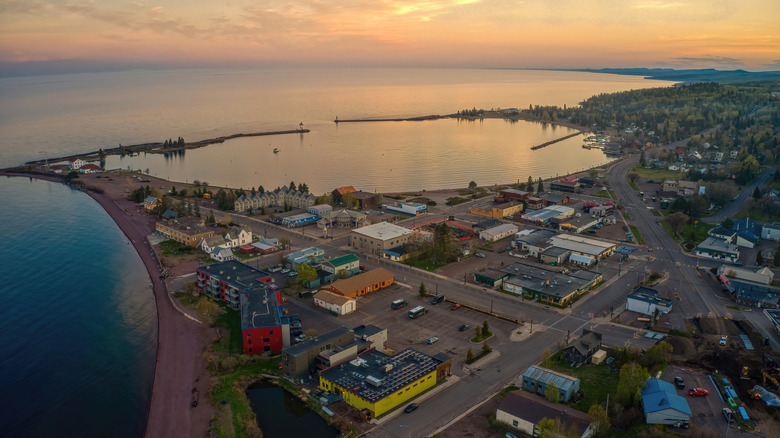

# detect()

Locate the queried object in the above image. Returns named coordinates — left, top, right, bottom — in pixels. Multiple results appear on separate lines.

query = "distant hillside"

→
left=570, top=68, right=780, bottom=85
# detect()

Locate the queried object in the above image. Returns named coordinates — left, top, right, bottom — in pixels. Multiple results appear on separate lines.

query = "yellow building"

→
left=469, top=201, right=523, bottom=219
left=319, top=348, right=451, bottom=420
left=155, top=217, right=215, bottom=247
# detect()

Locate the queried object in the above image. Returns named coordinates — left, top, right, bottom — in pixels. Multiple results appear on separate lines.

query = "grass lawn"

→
left=592, top=190, right=616, bottom=200
left=733, top=205, right=780, bottom=222
left=679, top=221, right=716, bottom=248
left=213, top=303, right=243, bottom=354
left=209, top=357, right=283, bottom=438
left=542, top=356, right=618, bottom=412
left=630, top=165, right=686, bottom=181
left=628, top=225, right=645, bottom=245
left=628, top=180, right=639, bottom=190
left=405, top=255, right=451, bottom=271
left=159, top=239, right=196, bottom=257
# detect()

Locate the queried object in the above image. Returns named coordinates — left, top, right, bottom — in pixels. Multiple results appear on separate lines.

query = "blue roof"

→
left=731, top=219, right=762, bottom=235
left=736, top=229, right=759, bottom=244
left=641, top=378, right=691, bottom=416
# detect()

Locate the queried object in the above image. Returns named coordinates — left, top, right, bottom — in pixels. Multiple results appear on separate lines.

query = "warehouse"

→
left=479, top=223, right=519, bottom=241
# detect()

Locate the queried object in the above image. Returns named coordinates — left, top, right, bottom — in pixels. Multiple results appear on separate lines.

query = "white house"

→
left=313, top=290, right=356, bottom=315
left=208, top=246, right=234, bottom=262
left=224, top=225, right=252, bottom=248
left=67, top=157, right=85, bottom=170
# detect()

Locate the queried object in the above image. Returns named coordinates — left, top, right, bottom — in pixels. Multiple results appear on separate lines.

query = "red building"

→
left=196, top=260, right=289, bottom=354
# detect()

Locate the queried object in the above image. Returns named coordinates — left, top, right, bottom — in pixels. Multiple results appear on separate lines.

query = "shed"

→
left=641, top=378, right=691, bottom=426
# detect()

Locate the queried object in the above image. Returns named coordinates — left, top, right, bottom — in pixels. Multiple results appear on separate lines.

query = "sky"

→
left=1, top=0, right=779, bottom=73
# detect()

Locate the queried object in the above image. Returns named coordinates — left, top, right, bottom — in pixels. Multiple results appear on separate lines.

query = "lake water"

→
left=0, top=176, right=157, bottom=438
left=0, top=68, right=672, bottom=193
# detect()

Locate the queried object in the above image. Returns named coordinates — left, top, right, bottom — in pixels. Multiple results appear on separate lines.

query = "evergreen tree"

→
left=639, top=149, right=646, bottom=167
left=753, top=186, right=762, bottom=199
left=757, top=251, right=763, bottom=266
left=466, top=348, right=474, bottom=363
left=482, top=320, right=490, bottom=338
left=289, top=181, right=296, bottom=191
left=258, top=185, right=265, bottom=194
left=527, top=176, right=534, bottom=192
left=418, top=282, right=427, bottom=298
left=537, top=177, right=544, bottom=193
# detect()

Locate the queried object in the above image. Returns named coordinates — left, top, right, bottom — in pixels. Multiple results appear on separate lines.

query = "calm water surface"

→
left=0, top=177, right=156, bottom=438
left=1, top=68, right=671, bottom=192
left=246, top=381, right=338, bottom=438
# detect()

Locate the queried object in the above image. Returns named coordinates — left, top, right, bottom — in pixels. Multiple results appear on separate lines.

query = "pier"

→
left=530, top=131, right=583, bottom=150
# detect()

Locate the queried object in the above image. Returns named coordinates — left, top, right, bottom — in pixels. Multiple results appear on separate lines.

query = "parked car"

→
left=720, top=335, right=727, bottom=346
left=288, top=271, right=297, bottom=277
left=723, top=408, right=734, bottom=421
left=291, top=313, right=301, bottom=322
left=280, top=268, right=290, bottom=274
left=674, top=376, right=685, bottom=388
left=688, top=388, right=709, bottom=397
left=427, top=337, right=438, bottom=344
left=458, top=324, right=470, bottom=332
left=404, top=403, right=418, bottom=413
left=475, top=253, right=485, bottom=258
left=450, top=303, right=461, bottom=310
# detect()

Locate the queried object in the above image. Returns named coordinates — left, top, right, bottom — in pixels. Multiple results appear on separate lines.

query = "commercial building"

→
left=383, top=201, right=428, bottom=216
left=549, top=177, right=579, bottom=192
left=322, top=254, right=360, bottom=278
left=626, top=287, right=673, bottom=316
left=641, top=378, right=691, bottom=426
left=501, top=263, right=602, bottom=306
left=470, top=201, right=524, bottom=219
left=314, top=290, right=356, bottom=315
left=251, top=238, right=281, bottom=254
left=522, top=205, right=574, bottom=225
left=318, top=209, right=369, bottom=229
left=479, top=223, right=519, bottom=241
left=514, top=229, right=557, bottom=256
left=521, top=365, right=580, bottom=402
left=144, top=196, right=161, bottom=212
left=308, top=204, right=333, bottom=216
left=156, top=217, right=216, bottom=247
left=322, top=268, right=395, bottom=299
left=496, top=390, right=595, bottom=438
left=474, top=268, right=510, bottom=288
left=281, top=327, right=356, bottom=380
left=349, top=222, right=414, bottom=256
left=497, top=188, right=531, bottom=202
left=548, top=234, right=616, bottom=259
left=695, top=236, right=740, bottom=262
left=319, top=348, right=451, bottom=420
left=762, top=222, right=780, bottom=241
left=353, top=325, right=388, bottom=351
left=279, top=212, right=319, bottom=228
left=353, top=191, right=379, bottom=210
left=717, top=265, right=774, bottom=285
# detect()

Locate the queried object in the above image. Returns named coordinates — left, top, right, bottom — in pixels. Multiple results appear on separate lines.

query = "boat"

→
left=273, top=148, right=280, bottom=153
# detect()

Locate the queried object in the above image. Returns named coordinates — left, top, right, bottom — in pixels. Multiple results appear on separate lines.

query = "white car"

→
left=427, top=337, right=438, bottom=344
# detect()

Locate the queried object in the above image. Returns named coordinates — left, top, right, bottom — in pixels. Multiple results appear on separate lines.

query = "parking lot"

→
left=282, top=281, right=519, bottom=377
left=661, top=366, right=737, bottom=433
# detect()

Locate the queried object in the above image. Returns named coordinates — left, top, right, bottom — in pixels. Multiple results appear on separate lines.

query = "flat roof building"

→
left=695, top=236, right=740, bottom=262
left=501, top=263, right=602, bottom=306
left=319, top=348, right=451, bottom=420
left=549, top=234, right=616, bottom=259
left=349, top=222, right=414, bottom=256
left=156, top=217, right=216, bottom=247
left=522, top=205, right=574, bottom=225
left=322, top=268, right=395, bottom=299
left=240, top=286, right=288, bottom=354
left=281, top=326, right=356, bottom=381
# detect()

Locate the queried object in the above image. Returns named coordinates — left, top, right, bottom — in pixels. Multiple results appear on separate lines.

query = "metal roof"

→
left=522, top=365, right=579, bottom=393
left=351, top=222, right=413, bottom=241
left=642, top=378, right=691, bottom=416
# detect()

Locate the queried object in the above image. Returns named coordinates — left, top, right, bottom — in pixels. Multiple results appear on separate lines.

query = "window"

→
left=513, top=420, right=518, bottom=427
left=263, top=338, right=270, bottom=343
left=248, top=340, right=252, bottom=345
left=270, top=329, right=273, bottom=335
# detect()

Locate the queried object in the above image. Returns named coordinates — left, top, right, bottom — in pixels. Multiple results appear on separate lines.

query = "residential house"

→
left=496, top=390, right=595, bottom=438
left=353, top=191, right=378, bottom=209
left=641, top=379, right=691, bottom=426
left=144, top=196, right=161, bottom=212
left=521, top=365, right=580, bottom=402
left=67, top=157, right=85, bottom=170
left=234, top=185, right=315, bottom=211
left=284, top=247, right=325, bottom=270
left=332, top=186, right=357, bottom=204
left=251, top=238, right=281, bottom=255
left=561, top=330, right=602, bottom=365
left=80, top=163, right=102, bottom=174
left=224, top=225, right=252, bottom=247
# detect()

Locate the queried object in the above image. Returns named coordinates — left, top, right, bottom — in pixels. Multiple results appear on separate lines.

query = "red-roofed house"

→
left=80, top=163, right=102, bottom=174
left=332, top=186, right=357, bottom=204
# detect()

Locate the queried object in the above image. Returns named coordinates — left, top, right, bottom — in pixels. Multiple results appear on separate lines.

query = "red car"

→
left=688, top=388, right=708, bottom=397
left=450, top=304, right=461, bottom=310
